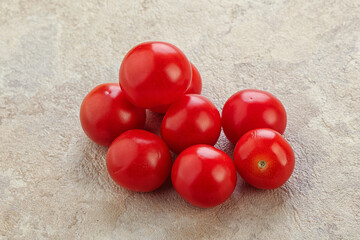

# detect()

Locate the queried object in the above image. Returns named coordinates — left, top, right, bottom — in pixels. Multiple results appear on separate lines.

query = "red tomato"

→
left=222, top=89, right=287, bottom=144
left=161, top=94, right=221, bottom=154
left=119, top=41, right=191, bottom=108
left=234, top=128, right=295, bottom=189
left=106, top=129, right=172, bottom=192
left=151, top=62, right=202, bottom=114
left=172, top=144, right=237, bottom=208
left=186, top=62, right=202, bottom=94
left=80, top=83, right=146, bottom=146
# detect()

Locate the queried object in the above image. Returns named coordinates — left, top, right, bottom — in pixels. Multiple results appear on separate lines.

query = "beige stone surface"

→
left=0, top=0, right=359, bottom=239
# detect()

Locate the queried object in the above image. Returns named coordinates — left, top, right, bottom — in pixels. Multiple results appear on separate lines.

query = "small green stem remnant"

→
left=258, top=160, right=266, bottom=169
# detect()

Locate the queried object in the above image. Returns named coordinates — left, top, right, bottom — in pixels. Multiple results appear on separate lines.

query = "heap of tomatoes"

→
left=80, top=42, right=295, bottom=208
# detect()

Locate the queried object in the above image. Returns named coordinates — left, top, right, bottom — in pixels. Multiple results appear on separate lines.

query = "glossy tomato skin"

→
left=161, top=94, right=221, bottom=154
left=80, top=83, right=146, bottom=146
left=151, top=62, right=202, bottom=114
left=222, top=89, right=287, bottom=144
left=106, top=129, right=172, bottom=192
left=234, top=128, right=295, bottom=189
left=119, top=41, right=192, bottom=108
left=186, top=62, right=202, bottom=94
left=172, top=144, right=237, bottom=208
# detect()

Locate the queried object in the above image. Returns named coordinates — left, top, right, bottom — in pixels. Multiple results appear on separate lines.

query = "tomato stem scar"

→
left=258, top=160, right=266, bottom=169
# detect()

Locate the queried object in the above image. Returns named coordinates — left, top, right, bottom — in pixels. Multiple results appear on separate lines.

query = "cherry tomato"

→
left=186, top=62, right=202, bottom=94
left=106, top=129, right=171, bottom=192
left=161, top=94, right=221, bottom=154
left=222, top=89, right=287, bottom=144
left=234, top=128, right=295, bottom=189
left=119, top=41, right=191, bottom=108
left=151, top=62, right=202, bottom=114
left=172, top=144, right=237, bottom=208
left=80, top=83, right=146, bottom=146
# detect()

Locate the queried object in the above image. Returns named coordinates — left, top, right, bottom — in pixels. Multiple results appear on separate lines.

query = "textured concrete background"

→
left=0, top=0, right=359, bottom=239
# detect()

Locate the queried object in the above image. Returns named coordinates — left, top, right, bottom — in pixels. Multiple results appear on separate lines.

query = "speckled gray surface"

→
left=0, top=1, right=359, bottom=239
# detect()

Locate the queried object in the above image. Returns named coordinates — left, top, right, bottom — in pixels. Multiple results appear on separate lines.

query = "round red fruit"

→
left=186, top=62, right=202, bottom=94
left=119, top=41, right=191, bottom=108
left=172, top=144, right=237, bottom=208
left=107, top=130, right=172, bottom=192
left=234, top=128, right=295, bottom=189
left=222, top=89, right=287, bottom=144
left=161, top=94, right=221, bottom=154
left=151, top=62, right=202, bottom=114
left=80, top=83, right=146, bottom=146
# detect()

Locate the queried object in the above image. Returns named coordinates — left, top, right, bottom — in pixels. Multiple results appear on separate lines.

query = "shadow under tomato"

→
left=236, top=177, right=293, bottom=209
left=152, top=174, right=174, bottom=194
left=144, top=109, right=164, bottom=136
